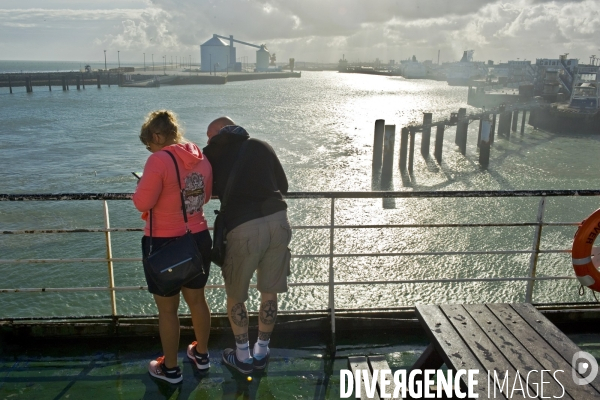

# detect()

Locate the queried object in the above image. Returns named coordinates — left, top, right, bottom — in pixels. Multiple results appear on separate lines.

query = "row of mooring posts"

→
left=372, top=104, right=533, bottom=176
left=5, top=73, right=116, bottom=93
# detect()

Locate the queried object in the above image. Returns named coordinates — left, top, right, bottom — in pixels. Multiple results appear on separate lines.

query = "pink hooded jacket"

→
left=133, top=142, right=212, bottom=237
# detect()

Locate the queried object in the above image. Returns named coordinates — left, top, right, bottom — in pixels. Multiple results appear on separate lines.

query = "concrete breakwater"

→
left=166, top=71, right=301, bottom=85
left=0, top=71, right=301, bottom=92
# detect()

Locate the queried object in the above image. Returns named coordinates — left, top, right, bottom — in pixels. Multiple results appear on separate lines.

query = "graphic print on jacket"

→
left=184, top=172, right=205, bottom=214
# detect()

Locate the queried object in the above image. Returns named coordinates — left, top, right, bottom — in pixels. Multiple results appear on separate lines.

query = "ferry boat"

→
left=2, top=190, right=600, bottom=398
left=399, top=56, right=428, bottom=79
left=530, top=65, right=600, bottom=133
left=445, top=50, right=488, bottom=86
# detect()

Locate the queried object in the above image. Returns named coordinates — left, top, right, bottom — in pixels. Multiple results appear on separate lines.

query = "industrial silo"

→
left=200, top=35, right=231, bottom=72
left=256, top=45, right=270, bottom=72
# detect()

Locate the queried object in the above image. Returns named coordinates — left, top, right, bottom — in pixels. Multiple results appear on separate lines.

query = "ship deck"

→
left=2, top=310, right=600, bottom=399
left=0, top=327, right=429, bottom=399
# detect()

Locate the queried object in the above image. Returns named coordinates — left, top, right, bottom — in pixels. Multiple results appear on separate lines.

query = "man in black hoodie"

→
left=203, top=117, right=291, bottom=374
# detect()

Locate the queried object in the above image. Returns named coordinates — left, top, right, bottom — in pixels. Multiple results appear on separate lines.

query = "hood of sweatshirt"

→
left=203, top=125, right=250, bottom=159
left=165, top=142, right=204, bottom=169
left=209, top=125, right=250, bottom=146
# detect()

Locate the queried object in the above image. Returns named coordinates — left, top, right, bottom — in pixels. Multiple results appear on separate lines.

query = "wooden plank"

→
left=368, top=355, right=402, bottom=399
left=416, top=304, right=498, bottom=399
left=466, top=304, right=571, bottom=399
left=490, top=304, right=599, bottom=398
left=348, top=356, right=381, bottom=400
left=510, top=303, right=600, bottom=395
left=440, top=304, right=529, bottom=400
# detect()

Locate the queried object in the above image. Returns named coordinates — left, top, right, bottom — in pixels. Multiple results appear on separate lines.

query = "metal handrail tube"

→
left=0, top=221, right=582, bottom=235
left=0, top=276, right=576, bottom=294
left=0, top=248, right=579, bottom=264
left=2, top=189, right=600, bottom=201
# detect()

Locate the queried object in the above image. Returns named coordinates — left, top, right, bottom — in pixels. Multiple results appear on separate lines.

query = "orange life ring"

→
left=572, top=208, right=600, bottom=292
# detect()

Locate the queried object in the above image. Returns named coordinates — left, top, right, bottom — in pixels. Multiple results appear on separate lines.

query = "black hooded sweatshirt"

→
left=202, top=125, right=288, bottom=231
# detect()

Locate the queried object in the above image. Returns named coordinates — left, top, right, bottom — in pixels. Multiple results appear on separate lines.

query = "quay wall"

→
left=0, top=71, right=301, bottom=88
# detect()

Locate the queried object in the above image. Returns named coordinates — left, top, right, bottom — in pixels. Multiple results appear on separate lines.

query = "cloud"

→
left=0, top=1, right=598, bottom=63
left=2, top=22, right=37, bottom=28
left=95, top=8, right=178, bottom=51
left=0, top=8, right=147, bottom=22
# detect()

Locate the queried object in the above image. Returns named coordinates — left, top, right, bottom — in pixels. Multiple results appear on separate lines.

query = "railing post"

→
left=328, top=197, right=336, bottom=356
left=103, top=200, right=117, bottom=316
left=525, top=197, right=546, bottom=303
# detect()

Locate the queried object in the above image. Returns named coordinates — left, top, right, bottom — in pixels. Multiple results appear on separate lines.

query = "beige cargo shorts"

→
left=221, top=211, right=292, bottom=303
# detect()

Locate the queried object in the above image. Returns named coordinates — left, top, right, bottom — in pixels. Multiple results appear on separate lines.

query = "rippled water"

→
left=1, top=68, right=600, bottom=318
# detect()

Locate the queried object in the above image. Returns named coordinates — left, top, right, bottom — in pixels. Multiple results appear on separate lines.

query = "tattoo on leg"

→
left=234, top=332, right=248, bottom=344
left=230, top=303, right=248, bottom=327
left=259, top=300, right=277, bottom=325
left=258, top=330, right=272, bottom=341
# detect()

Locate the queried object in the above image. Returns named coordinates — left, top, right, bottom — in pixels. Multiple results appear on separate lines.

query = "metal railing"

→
left=2, top=190, right=600, bottom=342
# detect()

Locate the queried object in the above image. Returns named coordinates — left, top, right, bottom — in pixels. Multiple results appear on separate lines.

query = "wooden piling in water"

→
left=456, top=118, right=468, bottom=156
left=497, top=111, right=509, bottom=137
left=399, top=127, right=409, bottom=171
left=490, top=113, right=496, bottom=145
left=97, top=73, right=101, bottom=89
left=81, top=74, right=85, bottom=89
left=455, top=108, right=466, bottom=145
left=62, top=77, right=67, bottom=91
left=25, top=77, right=32, bottom=93
left=511, top=110, right=519, bottom=132
left=408, top=128, right=415, bottom=172
left=76, top=76, right=81, bottom=90
left=421, top=113, right=432, bottom=156
left=434, top=124, right=444, bottom=164
left=529, top=109, right=537, bottom=129
left=108, top=73, right=110, bottom=87
left=8, top=75, right=12, bottom=94
left=48, top=74, right=51, bottom=91
left=372, top=119, right=385, bottom=170
left=479, top=118, right=492, bottom=169
left=520, top=110, right=526, bottom=134
left=381, top=125, right=396, bottom=177
left=505, top=111, right=512, bottom=139
left=477, top=118, right=483, bottom=148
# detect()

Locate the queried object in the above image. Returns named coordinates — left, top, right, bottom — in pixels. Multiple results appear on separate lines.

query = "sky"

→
left=0, top=0, right=598, bottom=65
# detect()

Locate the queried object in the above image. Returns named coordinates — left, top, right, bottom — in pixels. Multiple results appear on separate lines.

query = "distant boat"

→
left=120, top=76, right=160, bottom=88
left=400, top=56, right=428, bottom=79
left=445, top=50, right=488, bottom=86
left=530, top=65, right=600, bottom=133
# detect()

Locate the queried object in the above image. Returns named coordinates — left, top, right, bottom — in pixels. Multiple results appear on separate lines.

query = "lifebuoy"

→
left=572, top=209, right=600, bottom=292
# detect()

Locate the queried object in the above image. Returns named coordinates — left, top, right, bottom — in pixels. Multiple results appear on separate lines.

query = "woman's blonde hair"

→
left=139, top=110, right=185, bottom=146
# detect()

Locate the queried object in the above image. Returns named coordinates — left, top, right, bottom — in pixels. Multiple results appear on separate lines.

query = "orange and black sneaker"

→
left=148, top=356, right=182, bottom=384
left=186, top=341, right=210, bottom=370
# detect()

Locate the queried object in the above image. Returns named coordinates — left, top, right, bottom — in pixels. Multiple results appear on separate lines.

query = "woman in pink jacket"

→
left=133, top=110, right=213, bottom=384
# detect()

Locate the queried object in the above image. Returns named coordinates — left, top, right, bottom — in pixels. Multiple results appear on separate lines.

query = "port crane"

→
left=213, top=34, right=267, bottom=67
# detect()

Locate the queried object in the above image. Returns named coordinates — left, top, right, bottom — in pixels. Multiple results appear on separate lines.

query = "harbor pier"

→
left=1, top=70, right=301, bottom=93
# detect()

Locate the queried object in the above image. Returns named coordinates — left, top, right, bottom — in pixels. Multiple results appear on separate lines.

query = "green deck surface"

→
left=0, top=330, right=428, bottom=399
left=2, top=330, right=600, bottom=399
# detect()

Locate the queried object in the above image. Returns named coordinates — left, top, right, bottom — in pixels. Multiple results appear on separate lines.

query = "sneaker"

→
left=187, top=341, right=210, bottom=370
left=252, top=347, right=270, bottom=370
left=148, top=356, right=183, bottom=384
left=221, top=348, right=254, bottom=374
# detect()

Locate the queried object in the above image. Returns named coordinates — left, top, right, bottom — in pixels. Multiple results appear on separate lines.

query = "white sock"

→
left=253, top=338, right=270, bottom=357
left=236, top=341, right=250, bottom=361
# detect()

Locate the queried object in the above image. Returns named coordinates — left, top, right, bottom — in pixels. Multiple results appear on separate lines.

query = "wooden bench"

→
left=348, top=355, right=401, bottom=399
left=414, top=303, right=600, bottom=399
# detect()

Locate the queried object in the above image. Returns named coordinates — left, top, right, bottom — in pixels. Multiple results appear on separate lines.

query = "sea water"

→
left=1, top=64, right=600, bottom=318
